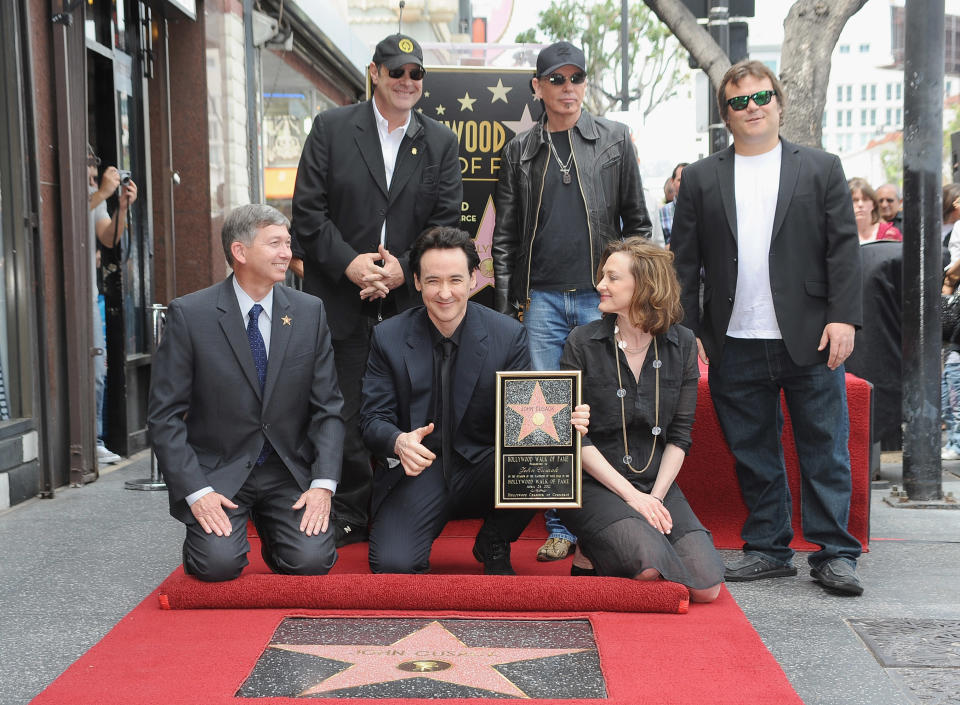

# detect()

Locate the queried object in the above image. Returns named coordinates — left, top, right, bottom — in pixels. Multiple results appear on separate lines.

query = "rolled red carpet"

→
left=158, top=572, right=689, bottom=613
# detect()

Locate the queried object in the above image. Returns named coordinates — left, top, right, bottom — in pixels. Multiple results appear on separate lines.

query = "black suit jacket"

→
left=147, top=277, right=345, bottom=523
left=671, top=139, right=862, bottom=367
left=359, top=302, right=530, bottom=513
left=290, top=101, right=462, bottom=338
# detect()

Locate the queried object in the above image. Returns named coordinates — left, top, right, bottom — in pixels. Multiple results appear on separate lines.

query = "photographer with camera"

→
left=87, top=144, right=137, bottom=465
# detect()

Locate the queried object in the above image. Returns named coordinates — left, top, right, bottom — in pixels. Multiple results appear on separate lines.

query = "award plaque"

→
left=494, top=370, right=582, bottom=509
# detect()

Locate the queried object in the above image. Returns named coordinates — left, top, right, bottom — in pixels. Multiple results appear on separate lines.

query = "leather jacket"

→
left=492, top=110, right=652, bottom=317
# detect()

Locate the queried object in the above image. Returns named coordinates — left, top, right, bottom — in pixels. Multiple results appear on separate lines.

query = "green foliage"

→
left=514, top=0, right=687, bottom=117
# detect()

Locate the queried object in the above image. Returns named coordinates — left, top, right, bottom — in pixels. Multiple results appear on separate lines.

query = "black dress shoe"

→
left=810, top=559, right=864, bottom=596
left=472, top=532, right=516, bottom=575
left=570, top=564, right=598, bottom=577
left=334, top=520, right=368, bottom=548
left=724, top=553, right=797, bottom=582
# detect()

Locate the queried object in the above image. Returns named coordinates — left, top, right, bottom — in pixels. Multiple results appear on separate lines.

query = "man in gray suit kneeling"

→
left=148, top=204, right=345, bottom=581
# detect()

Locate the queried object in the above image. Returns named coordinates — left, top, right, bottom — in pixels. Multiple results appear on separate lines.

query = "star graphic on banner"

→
left=487, top=78, right=512, bottom=103
left=417, top=107, right=424, bottom=113
left=424, top=91, right=430, bottom=98
left=436, top=104, right=446, bottom=116
left=457, top=91, right=477, bottom=111
left=471, top=195, right=496, bottom=294
left=502, top=104, right=538, bottom=136
left=273, top=620, right=586, bottom=697
left=508, top=382, right=567, bottom=442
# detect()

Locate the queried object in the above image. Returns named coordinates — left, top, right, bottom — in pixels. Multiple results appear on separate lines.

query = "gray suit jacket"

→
left=671, top=139, right=862, bottom=367
left=147, top=277, right=345, bottom=523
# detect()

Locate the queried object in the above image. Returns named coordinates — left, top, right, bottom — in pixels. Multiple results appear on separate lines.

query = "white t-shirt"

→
left=727, top=142, right=783, bottom=339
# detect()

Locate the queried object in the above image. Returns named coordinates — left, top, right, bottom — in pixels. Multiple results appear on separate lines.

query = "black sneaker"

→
left=724, top=553, right=798, bottom=582
left=810, top=559, right=864, bottom=596
left=334, top=520, right=368, bottom=548
left=472, top=531, right=516, bottom=575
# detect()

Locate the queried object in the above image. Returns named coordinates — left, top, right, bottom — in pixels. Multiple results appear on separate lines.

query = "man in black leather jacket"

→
left=491, top=40, right=651, bottom=562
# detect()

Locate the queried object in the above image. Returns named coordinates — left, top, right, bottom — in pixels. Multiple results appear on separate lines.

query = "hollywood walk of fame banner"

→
left=416, top=66, right=542, bottom=309
left=495, top=370, right=582, bottom=509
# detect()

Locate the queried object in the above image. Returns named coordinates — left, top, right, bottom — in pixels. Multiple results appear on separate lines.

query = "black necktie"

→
left=440, top=338, right=455, bottom=480
left=247, top=304, right=272, bottom=465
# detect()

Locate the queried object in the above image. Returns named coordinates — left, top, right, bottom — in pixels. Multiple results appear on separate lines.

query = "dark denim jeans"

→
left=708, top=337, right=862, bottom=568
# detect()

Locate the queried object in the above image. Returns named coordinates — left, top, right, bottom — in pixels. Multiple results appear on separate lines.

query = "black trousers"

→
left=182, top=455, right=337, bottom=582
left=330, top=317, right=376, bottom=528
left=367, top=452, right=534, bottom=574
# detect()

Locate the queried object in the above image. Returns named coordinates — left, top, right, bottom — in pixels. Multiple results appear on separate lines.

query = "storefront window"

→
left=261, top=49, right=336, bottom=220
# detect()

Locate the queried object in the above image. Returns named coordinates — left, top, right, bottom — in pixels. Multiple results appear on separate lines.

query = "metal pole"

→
left=707, top=0, right=730, bottom=154
left=901, top=0, right=944, bottom=501
left=621, top=0, right=629, bottom=111
left=125, top=304, right=167, bottom=491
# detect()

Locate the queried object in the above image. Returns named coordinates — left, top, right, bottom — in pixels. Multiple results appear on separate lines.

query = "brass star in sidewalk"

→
left=487, top=78, right=512, bottom=103
left=508, top=381, right=567, bottom=442
left=281, top=315, right=292, bottom=326
left=273, top=620, right=586, bottom=697
left=457, top=91, right=477, bottom=111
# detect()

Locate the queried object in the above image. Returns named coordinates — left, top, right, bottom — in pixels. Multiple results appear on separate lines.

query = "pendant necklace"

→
left=613, top=323, right=661, bottom=474
left=546, top=128, right=574, bottom=185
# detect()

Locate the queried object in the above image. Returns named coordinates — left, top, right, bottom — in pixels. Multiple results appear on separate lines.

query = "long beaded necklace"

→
left=545, top=128, right=574, bottom=185
left=613, top=324, right=661, bottom=474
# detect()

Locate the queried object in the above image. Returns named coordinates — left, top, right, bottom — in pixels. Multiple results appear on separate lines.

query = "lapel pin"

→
left=412, top=147, right=418, bottom=155
left=281, top=315, right=292, bottom=326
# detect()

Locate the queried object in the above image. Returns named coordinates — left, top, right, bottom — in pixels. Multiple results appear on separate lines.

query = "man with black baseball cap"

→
left=492, top=39, right=652, bottom=567
left=291, top=33, right=462, bottom=548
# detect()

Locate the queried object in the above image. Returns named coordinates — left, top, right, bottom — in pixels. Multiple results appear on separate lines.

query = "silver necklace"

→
left=613, top=325, right=661, bottom=473
left=545, top=129, right=573, bottom=185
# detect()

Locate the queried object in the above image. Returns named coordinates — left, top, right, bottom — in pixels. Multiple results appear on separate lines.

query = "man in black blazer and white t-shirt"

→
left=671, top=61, right=865, bottom=596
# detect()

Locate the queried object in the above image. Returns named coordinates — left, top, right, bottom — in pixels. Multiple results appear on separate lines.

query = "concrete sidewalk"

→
left=0, top=451, right=958, bottom=705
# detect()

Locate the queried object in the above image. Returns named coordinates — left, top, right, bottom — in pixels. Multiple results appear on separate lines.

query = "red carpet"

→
left=159, top=571, right=688, bottom=613
left=158, top=532, right=688, bottom=613
left=32, top=586, right=802, bottom=704
left=680, top=367, right=871, bottom=551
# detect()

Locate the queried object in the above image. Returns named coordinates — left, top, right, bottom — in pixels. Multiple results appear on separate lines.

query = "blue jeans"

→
left=525, top=288, right=600, bottom=541
left=942, top=354, right=960, bottom=450
left=708, top=337, right=862, bottom=568
left=524, top=288, right=602, bottom=371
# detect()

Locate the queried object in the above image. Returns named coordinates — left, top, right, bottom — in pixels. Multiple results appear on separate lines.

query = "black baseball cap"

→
left=372, top=34, right=424, bottom=70
left=536, top=41, right=586, bottom=76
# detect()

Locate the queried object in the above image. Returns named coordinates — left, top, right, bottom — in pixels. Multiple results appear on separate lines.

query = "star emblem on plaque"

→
left=496, top=371, right=581, bottom=509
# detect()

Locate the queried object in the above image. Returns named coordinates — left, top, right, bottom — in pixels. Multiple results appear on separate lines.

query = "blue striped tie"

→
left=247, top=304, right=272, bottom=465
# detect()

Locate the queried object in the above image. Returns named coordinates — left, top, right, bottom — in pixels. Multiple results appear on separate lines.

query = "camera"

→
left=118, top=170, right=132, bottom=185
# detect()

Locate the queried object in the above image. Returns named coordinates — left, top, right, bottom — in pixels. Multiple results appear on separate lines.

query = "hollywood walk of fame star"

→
left=502, top=104, right=538, bottom=136
left=457, top=91, right=477, bottom=111
left=272, top=620, right=586, bottom=697
left=436, top=104, right=446, bottom=115
left=508, top=381, right=567, bottom=442
left=487, top=78, right=512, bottom=103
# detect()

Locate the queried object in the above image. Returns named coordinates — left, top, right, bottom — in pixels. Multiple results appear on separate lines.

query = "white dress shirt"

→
left=371, top=98, right=412, bottom=247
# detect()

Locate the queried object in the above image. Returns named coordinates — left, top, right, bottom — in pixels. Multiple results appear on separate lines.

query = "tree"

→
left=643, top=0, right=868, bottom=147
left=515, top=0, right=687, bottom=118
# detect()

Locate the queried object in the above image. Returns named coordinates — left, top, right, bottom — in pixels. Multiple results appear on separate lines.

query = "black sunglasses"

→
left=726, top=90, right=777, bottom=111
left=544, top=72, right=587, bottom=86
left=387, top=66, right=426, bottom=81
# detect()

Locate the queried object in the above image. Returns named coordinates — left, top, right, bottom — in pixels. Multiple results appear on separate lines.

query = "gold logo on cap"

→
left=398, top=38, right=414, bottom=53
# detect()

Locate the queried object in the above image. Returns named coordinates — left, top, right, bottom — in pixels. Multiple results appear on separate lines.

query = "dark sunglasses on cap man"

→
left=387, top=66, right=426, bottom=81
left=543, top=72, right=587, bottom=86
